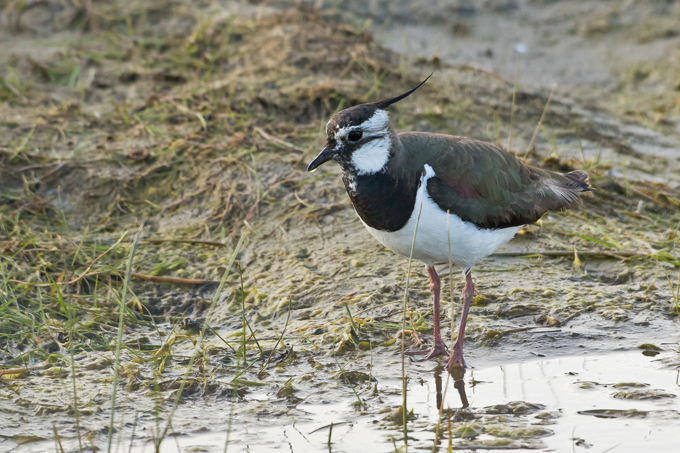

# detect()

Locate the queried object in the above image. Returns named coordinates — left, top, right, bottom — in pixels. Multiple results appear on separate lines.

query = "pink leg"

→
left=447, top=269, right=474, bottom=369
left=405, top=266, right=448, bottom=360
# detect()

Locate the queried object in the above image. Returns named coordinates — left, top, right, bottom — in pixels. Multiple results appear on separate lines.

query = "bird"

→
left=307, top=75, right=591, bottom=369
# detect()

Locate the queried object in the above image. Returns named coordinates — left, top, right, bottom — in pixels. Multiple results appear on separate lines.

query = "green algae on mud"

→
left=1, top=1, right=680, bottom=452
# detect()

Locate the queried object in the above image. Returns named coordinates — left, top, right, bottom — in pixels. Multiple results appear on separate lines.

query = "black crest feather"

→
left=373, top=72, right=433, bottom=109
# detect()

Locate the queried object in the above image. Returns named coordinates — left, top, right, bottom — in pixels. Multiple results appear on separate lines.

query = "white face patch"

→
left=350, top=135, right=390, bottom=175
left=334, top=109, right=389, bottom=143
left=337, top=109, right=390, bottom=175
left=360, top=109, right=389, bottom=133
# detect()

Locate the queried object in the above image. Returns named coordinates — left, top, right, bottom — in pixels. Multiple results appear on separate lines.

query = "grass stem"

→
left=401, top=203, right=423, bottom=447
left=107, top=224, right=144, bottom=453
left=159, top=234, right=246, bottom=448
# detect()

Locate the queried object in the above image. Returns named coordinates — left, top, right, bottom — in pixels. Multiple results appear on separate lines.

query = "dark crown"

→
left=326, top=73, right=433, bottom=133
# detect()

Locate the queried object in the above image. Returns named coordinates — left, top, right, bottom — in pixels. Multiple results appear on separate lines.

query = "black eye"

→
left=348, top=130, right=363, bottom=142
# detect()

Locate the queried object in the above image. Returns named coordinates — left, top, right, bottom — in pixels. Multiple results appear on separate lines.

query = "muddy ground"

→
left=1, top=1, right=679, bottom=452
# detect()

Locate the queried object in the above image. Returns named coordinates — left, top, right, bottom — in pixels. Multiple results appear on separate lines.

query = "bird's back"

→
left=396, top=132, right=591, bottom=230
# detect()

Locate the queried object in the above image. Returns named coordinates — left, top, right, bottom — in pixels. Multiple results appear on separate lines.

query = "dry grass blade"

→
left=255, top=127, right=306, bottom=153
left=333, top=355, right=363, bottom=407
left=259, top=296, right=292, bottom=372
left=523, top=83, right=557, bottom=160
left=53, top=423, right=65, bottom=453
left=66, top=233, right=129, bottom=286
left=129, top=272, right=224, bottom=285
left=158, top=234, right=246, bottom=448
left=401, top=203, right=423, bottom=444
left=433, top=211, right=456, bottom=451
left=0, top=368, right=29, bottom=378
left=508, top=52, right=519, bottom=152
left=107, top=224, right=144, bottom=453
left=67, top=305, right=83, bottom=453
left=143, top=239, right=229, bottom=247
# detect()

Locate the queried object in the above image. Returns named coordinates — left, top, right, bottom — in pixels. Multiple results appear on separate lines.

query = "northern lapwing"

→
left=307, top=75, right=591, bottom=368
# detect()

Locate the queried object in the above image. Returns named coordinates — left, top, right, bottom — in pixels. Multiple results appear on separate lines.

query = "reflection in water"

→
left=150, top=353, right=680, bottom=452
left=451, top=365, right=469, bottom=409
left=433, top=364, right=469, bottom=411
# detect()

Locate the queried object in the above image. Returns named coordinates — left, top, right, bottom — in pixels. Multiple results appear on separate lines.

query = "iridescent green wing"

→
left=399, top=133, right=589, bottom=229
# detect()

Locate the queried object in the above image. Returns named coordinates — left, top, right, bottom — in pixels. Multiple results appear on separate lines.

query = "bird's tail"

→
left=541, top=169, right=593, bottom=208
left=563, top=170, right=593, bottom=193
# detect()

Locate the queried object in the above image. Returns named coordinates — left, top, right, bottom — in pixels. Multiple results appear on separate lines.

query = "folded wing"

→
left=399, top=133, right=591, bottom=230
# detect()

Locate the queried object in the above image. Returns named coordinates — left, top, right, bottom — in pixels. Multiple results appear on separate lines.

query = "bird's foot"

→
left=447, top=343, right=466, bottom=369
left=405, top=339, right=449, bottom=360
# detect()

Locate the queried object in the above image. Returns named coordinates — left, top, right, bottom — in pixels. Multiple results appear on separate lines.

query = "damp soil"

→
left=1, top=1, right=679, bottom=452
left=171, top=351, right=680, bottom=453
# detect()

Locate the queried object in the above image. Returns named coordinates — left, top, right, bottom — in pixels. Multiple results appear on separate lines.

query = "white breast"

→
left=359, top=165, right=520, bottom=269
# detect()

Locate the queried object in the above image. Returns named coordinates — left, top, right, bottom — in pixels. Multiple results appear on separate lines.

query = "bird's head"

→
left=307, top=74, right=432, bottom=175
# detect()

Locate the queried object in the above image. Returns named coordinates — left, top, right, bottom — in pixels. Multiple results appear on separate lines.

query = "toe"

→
left=405, top=343, right=448, bottom=361
left=447, top=346, right=466, bottom=369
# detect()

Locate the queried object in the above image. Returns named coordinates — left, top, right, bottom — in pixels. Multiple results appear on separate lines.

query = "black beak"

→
left=307, top=147, right=336, bottom=172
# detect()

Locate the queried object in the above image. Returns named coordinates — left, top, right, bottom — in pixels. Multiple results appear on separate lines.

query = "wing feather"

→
left=398, top=133, right=591, bottom=230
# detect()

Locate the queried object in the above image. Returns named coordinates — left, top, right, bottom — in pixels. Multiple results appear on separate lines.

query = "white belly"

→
left=360, top=165, right=519, bottom=269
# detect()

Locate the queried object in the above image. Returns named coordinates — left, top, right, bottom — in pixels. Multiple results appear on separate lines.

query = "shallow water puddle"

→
left=139, top=351, right=679, bottom=452
left=403, top=352, right=680, bottom=452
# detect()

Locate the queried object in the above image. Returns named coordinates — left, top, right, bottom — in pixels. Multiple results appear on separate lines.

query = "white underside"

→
left=360, top=165, right=520, bottom=269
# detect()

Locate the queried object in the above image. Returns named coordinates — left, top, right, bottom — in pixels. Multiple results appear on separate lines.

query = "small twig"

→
left=334, top=356, right=363, bottom=407
left=294, top=191, right=314, bottom=208
left=244, top=200, right=259, bottom=222
left=37, top=162, right=68, bottom=183
left=162, top=188, right=207, bottom=212
left=53, top=423, right=66, bottom=453
left=129, top=273, right=225, bottom=286
left=0, top=368, right=29, bottom=377
left=333, top=291, right=358, bottom=305
left=144, top=239, right=228, bottom=247
left=128, top=412, right=138, bottom=453
left=255, top=127, right=305, bottom=153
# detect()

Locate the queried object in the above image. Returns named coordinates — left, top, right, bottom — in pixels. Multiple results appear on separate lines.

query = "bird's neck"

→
left=342, top=135, right=419, bottom=232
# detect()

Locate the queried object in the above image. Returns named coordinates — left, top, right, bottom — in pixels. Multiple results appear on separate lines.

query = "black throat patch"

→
left=343, top=171, right=418, bottom=232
